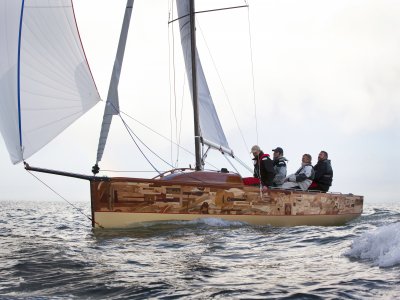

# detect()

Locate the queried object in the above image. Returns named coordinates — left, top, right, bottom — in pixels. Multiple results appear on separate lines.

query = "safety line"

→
left=26, top=169, right=104, bottom=229
left=246, top=4, right=259, bottom=145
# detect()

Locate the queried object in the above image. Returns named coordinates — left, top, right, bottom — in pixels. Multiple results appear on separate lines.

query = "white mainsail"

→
left=176, top=0, right=233, bottom=156
left=0, top=0, right=100, bottom=164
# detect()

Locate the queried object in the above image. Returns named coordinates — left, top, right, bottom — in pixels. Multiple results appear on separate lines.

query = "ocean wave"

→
left=345, top=222, right=400, bottom=267
left=2, top=201, right=400, bottom=298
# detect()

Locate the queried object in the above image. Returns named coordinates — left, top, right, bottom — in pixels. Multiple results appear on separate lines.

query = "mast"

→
left=189, top=0, right=202, bottom=171
left=176, top=0, right=237, bottom=170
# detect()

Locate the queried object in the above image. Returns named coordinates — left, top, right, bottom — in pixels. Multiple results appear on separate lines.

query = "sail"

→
left=96, top=0, right=134, bottom=164
left=176, top=0, right=233, bottom=155
left=0, top=0, right=100, bottom=164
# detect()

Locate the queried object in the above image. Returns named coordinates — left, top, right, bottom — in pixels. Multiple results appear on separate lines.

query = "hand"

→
left=262, top=186, right=269, bottom=193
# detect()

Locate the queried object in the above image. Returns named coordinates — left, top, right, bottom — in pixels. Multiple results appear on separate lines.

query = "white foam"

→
left=189, top=217, right=245, bottom=227
left=165, top=217, right=245, bottom=227
left=345, top=222, right=400, bottom=267
left=135, top=217, right=246, bottom=228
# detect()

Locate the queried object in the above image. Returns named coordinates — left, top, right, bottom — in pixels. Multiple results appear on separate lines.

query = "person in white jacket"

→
left=281, top=154, right=315, bottom=191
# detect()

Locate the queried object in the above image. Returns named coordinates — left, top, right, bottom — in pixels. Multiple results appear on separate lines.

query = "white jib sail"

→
left=176, top=0, right=233, bottom=156
left=0, top=0, right=100, bottom=164
left=96, top=0, right=134, bottom=164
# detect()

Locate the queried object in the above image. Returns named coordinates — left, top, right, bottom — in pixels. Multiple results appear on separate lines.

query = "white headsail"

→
left=95, top=0, right=134, bottom=164
left=176, top=0, right=233, bottom=156
left=0, top=0, right=100, bottom=164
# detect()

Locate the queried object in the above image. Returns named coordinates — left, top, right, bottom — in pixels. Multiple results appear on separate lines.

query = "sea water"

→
left=0, top=200, right=399, bottom=299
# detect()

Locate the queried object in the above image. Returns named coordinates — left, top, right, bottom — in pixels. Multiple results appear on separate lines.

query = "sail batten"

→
left=0, top=0, right=100, bottom=164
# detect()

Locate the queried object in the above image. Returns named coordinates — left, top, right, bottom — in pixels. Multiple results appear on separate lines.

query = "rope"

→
left=105, top=101, right=173, bottom=174
left=176, top=73, right=186, bottom=167
left=196, top=22, right=249, bottom=155
left=168, top=1, right=191, bottom=168
left=118, top=114, right=167, bottom=174
left=119, top=110, right=220, bottom=171
left=26, top=169, right=104, bottom=229
left=246, top=4, right=259, bottom=145
left=168, top=0, right=178, bottom=167
left=100, top=170, right=160, bottom=173
left=230, top=155, right=253, bottom=174
left=223, top=154, right=240, bottom=174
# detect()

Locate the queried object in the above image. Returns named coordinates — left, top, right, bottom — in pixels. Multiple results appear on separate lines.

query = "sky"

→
left=1, top=0, right=400, bottom=203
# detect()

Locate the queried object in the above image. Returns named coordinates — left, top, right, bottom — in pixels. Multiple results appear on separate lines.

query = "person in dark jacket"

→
left=311, top=150, right=333, bottom=192
left=251, top=145, right=275, bottom=189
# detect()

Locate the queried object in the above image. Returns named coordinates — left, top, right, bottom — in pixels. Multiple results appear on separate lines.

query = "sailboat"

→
left=0, top=0, right=363, bottom=228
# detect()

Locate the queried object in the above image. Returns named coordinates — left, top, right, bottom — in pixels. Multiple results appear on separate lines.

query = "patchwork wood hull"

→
left=90, top=171, right=363, bottom=228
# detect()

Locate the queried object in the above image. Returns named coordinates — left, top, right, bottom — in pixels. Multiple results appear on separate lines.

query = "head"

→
left=318, top=151, right=328, bottom=161
left=272, top=147, right=283, bottom=159
left=251, top=145, right=261, bottom=157
left=302, top=154, right=312, bottom=165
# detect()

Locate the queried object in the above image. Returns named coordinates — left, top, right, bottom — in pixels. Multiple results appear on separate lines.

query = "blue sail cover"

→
left=0, top=0, right=100, bottom=164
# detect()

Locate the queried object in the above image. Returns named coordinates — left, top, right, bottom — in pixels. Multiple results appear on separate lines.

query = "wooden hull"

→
left=89, top=171, right=363, bottom=229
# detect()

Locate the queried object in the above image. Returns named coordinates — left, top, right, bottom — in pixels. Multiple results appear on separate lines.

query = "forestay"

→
left=0, top=0, right=100, bottom=164
left=176, top=0, right=233, bottom=156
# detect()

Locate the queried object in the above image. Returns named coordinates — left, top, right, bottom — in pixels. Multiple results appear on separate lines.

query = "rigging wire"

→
left=118, top=113, right=169, bottom=174
left=176, top=74, right=186, bottom=167
left=103, top=101, right=170, bottom=174
left=245, top=3, right=259, bottom=145
left=223, top=154, right=240, bottom=174
left=120, top=111, right=194, bottom=159
left=230, top=154, right=253, bottom=174
left=26, top=169, right=104, bottom=229
left=122, top=107, right=223, bottom=172
left=120, top=110, right=221, bottom=171
left=96, top=1, right=255, bottom=175
left=196, top=21, right=249, bottom=155
left=168, top=0, right=188, bottom=168
left=168, top=6, right=173, bottom=166
left=100, top=170, right=160, bottom=173
left=104, top=97, right=246, bottom=174
left=168, top=0, right=179, bottom=168
left=169, top=4, right=248, bottom=24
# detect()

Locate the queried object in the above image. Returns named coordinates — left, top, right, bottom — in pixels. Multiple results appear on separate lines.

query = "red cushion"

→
left=309, top=181, right=318, bottom=189
left=243, top=177, right=260, bottom=185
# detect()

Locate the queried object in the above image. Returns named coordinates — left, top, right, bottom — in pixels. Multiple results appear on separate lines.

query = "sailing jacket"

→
left=272, top=156, right=288, bottom=186
left=313, top=159, right=333, bottom=190
left=253, top=152, right=275, bottom=187
left=286, top=163, right=315, bottom=191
